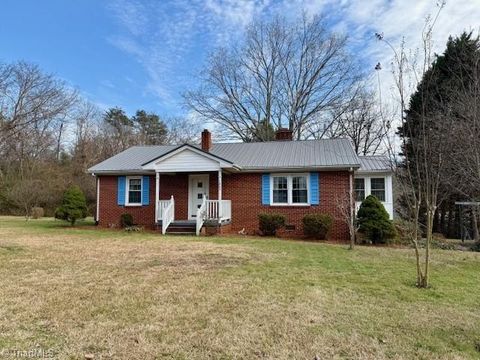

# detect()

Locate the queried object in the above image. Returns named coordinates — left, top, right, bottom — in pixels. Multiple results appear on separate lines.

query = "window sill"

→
left=270, top=203, right=311, bottom=207
left=125, top=204, right=142, bottom=207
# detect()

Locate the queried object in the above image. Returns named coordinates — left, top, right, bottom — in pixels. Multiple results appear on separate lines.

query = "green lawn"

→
left=0, top=216, right=479, bottom=359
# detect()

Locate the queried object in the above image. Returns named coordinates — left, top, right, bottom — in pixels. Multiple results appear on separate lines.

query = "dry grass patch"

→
left=0, top=217, right=479, bottom=359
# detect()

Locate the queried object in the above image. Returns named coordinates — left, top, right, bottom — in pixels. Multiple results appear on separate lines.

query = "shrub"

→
left=120, top=213, right=134, bottom=228
left=258, top=213, right=286, bottom=236
left=471, top=242, right=480, bottom=252
left=54, top=186, right=88, bottom=226
left=31, top=207, right=44, bottom=219
left=357, top=195, right=396, bottom=244
left=302, top=213, right=333, bottom=240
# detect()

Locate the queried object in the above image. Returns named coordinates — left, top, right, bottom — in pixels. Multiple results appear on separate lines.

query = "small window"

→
left=354, top=178, right=365, bottom=201
left=197, top=193, right=203, bottom=199
left=127, top=178, right=142, bottom=205
left=273, top=176, right=288, bottom=204
left=197, top=182, right=203, bottom=188
left=292, top=176, right=308, bottom=203
left=371, top=178, right=385, bottom=202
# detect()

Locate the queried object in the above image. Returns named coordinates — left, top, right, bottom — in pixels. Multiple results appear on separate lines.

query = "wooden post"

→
left=218, top=169, right=222, bottom=220
left=218, top=170, right=222, bottom=201
left=155, top=172, right=160, bottom=222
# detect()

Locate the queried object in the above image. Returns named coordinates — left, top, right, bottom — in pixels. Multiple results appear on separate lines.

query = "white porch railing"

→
left=196, top=198, right=207, bottom=236
left=206, top=200, right=231, bottom=221
left=160, top=196, right=174, bottom=235
left=196, top=199, right=232, bottom=236
left=158, top=198, right=171, bottom=221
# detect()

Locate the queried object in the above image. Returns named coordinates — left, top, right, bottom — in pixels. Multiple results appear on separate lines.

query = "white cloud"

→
left=106, top=0, right=480, bottom=114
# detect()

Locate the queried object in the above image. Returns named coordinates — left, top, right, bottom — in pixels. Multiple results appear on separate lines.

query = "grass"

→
left=0, top=216, right=479, bottom=359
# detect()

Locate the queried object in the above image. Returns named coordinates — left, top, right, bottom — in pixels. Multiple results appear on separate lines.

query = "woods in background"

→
left=0, top=62, right=199, bottom=216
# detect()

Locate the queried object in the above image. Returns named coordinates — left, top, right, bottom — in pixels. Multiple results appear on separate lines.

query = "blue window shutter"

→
left=117, top=176, right=126, bottom=206
left=261, top=174, right=270, bottom=205
left=310, top=172, right=319, bottom=205
left=142, top=176, right=150, bottom=206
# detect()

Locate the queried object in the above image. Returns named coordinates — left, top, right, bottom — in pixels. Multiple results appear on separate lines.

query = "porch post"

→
left=155, top=172, right=160, bottom=222
left=218, top=169, right=222, bottom=220
left=218, top=169, right=222, bottom=201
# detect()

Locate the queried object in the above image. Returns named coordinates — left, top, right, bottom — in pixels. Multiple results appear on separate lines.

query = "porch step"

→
left=165, top=221, right=196, bottom=235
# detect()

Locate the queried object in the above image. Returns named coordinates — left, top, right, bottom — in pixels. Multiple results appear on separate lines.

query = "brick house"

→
left=88, top=129, right=393, bottom=240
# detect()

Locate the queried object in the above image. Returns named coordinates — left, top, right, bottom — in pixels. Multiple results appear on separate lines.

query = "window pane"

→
left=292, top=189, right=308, bottom=203
left=129, top=179, right=141, bottom=191
left=292, top=176, right=307, bottom=203
left=273, top=190, right=288, bottom=203
left=371, top=178, right=385, bottom=201
left=292, top=176, right=307, bottom=190
left=273, top=177, right=288, bottom=190
left=129, top=191, right=141, bottom=204
left=273, top=176, right=288, bottom=203
left=354, top=178, right=365, bottom=201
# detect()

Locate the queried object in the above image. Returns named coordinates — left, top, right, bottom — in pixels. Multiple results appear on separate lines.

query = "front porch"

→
left=157, top=197, right=232, bottom=235
left=140, top=143, right=237, bottom=235
left=153, top=171, right=232, bottom=235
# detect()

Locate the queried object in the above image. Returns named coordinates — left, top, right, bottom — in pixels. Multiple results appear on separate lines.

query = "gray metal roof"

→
left=88, top=145, right=177, bottom=172
left=210, top=139, right=360, bottom=170
left=357, top=155, right=391, bottom=172
left=88, top=138, right=362, bottom=173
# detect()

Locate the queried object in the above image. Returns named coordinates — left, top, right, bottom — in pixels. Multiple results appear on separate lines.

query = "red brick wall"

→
left=98, top=171, right=350, bottom=241
left=98, top=175, right=156, bottom=228
left=98, top=173, right=219, bottom=227
left=222, top=172, right=350, bottom=241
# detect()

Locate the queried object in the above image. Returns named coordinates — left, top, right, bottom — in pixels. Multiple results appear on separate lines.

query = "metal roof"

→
left=210, top=139, right=360, bottom=170
left=88, top=138, right=362, bottom=173
left=88, top=145, right=177, bottom=172
left=357, top=155, right=391, bottom=172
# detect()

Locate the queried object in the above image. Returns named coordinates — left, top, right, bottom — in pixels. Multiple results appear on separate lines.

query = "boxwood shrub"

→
left=258, top=213, right=286, bottom=236
left=302, top=213, right=333, bottom=240
left=120, top=213, right=134, bottom=228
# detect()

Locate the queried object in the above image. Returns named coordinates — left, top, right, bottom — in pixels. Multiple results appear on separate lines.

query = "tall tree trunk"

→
left=472, top=207, right=480, bottom=242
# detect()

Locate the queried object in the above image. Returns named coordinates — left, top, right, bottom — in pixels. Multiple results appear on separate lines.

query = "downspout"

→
left=95, top=174, right=100, bottom=225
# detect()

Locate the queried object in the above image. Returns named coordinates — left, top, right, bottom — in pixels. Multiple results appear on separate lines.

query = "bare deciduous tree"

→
left=185, top=15, right=360, bottom=141
left=335, top=174, right=357, bottom=250
left=377, top=1, right=449, bottom=288
left=327, top=89, right=390, bottom=155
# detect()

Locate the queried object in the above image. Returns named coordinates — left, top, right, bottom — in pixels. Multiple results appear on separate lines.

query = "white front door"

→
left=188, top=175, right=209, bottom=220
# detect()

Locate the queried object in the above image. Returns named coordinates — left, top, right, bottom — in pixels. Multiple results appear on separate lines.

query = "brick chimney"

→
left=201, top=129, right=212, bottom=151
left=275, top=128, right=293, bottom=141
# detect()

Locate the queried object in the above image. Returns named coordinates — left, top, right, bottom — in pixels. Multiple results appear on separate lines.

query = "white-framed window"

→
left=126, top=176, right=142, bottom=206
left=271, top=174, right=309, bottom=205
left=354, top=178, right=365, bottom=201
left=371, top=177, right=385, bottom=202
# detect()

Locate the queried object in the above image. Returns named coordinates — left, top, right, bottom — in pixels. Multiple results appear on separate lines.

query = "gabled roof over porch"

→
left=141, top=144, right=238, bottom=172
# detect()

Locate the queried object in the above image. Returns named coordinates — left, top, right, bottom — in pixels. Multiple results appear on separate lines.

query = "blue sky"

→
left=1, top=0, right=479, bottom=118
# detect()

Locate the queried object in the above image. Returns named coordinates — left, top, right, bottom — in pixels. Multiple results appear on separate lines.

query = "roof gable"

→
left=141, top=144, right=235, bottom=172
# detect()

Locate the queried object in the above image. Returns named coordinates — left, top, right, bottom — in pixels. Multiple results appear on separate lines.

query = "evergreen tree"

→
left=397, top=32, right=480, bottom=237
left=357, top=195, right=396, bottom=244
left=55, top=185, right=88, bottom=226
left=132, top=110, right=168, bottom=145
